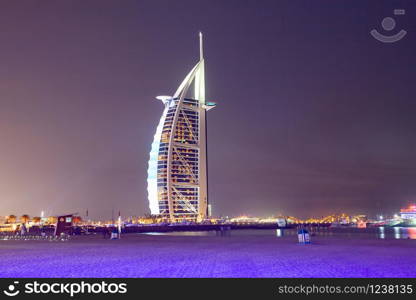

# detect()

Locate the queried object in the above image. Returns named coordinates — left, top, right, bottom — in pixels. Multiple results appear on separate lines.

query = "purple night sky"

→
left=0, top=0, right=415, bottom=219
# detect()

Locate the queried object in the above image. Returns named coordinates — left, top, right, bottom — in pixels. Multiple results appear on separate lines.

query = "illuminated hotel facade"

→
left=147, top=33, right=215, bottom=222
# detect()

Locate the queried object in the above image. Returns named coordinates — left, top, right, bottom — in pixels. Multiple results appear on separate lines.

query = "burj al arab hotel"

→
left=147, top=33, right=216, bottom=222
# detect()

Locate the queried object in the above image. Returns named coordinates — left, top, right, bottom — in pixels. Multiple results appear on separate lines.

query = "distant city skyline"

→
left=0, top=0, right=415, bottom=219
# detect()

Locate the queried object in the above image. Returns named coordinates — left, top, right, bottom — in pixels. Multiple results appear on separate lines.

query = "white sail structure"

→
left=147, top=33, right=216, bottom=222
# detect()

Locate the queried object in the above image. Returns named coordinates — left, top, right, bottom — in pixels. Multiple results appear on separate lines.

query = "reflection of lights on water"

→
left=408, top=228, right=416, bottom=239
left=141, top=231, right=214, bottom=237
left=378, top=227, right=416, bottom=240
left=379, top=226, right=385, bottom=239
left=394, top=227, right=400, bottom=239
left=138, top=227, right=416, bottom=240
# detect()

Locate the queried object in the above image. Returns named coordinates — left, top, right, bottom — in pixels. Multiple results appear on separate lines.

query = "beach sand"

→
left=0, top=229, right=415, bottom=278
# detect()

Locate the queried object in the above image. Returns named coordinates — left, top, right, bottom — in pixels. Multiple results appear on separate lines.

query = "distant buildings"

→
left=147, top=33, right=215, bottom=222
left=400, top=205, right=416, bottom=220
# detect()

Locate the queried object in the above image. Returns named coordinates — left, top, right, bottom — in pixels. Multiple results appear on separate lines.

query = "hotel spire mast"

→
left=194, top=32, right=205, bottom=103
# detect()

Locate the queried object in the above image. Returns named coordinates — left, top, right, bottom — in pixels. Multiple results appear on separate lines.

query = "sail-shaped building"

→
left=147, top=33, right=215, bottom=222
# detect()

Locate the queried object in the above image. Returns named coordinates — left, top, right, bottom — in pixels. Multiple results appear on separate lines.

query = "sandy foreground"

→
left=0, top=229, right=415, bottom=278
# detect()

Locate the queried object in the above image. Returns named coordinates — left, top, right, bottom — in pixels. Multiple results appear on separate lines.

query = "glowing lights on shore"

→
left=3, top=206, right=416, bottom=227
left=400, top=204, right=416, bottom=220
